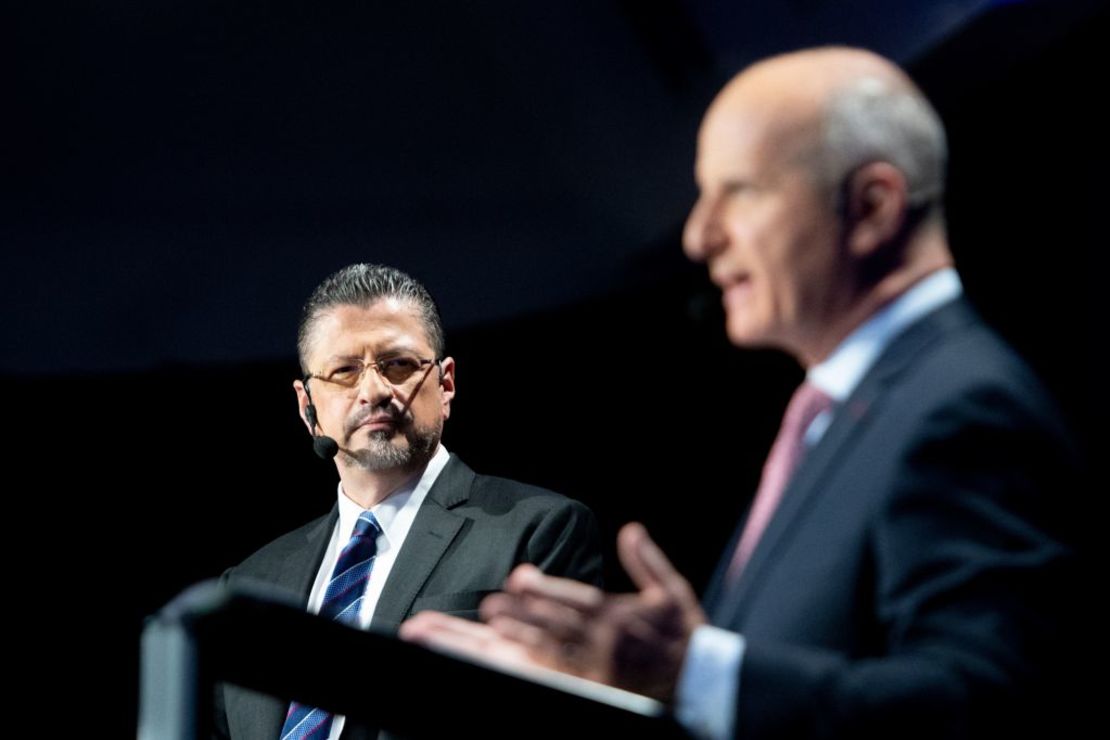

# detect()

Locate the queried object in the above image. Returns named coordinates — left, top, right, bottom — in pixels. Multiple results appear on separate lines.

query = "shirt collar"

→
left=335, top=444, right=451, bottom=542
left=808, top=268, right=962, bottom=402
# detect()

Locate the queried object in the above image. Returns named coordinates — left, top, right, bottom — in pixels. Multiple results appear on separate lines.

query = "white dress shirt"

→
left=307, top=444, right=451, bottom=739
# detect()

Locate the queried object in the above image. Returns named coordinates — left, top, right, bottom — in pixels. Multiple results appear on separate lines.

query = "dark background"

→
left=4, top=0, right=1103, bottom=735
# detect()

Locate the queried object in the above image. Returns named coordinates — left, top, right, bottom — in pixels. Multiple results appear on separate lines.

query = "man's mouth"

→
left=348, top=412, right=402, bottom=436
left=721, top=275, right=753, bottom=309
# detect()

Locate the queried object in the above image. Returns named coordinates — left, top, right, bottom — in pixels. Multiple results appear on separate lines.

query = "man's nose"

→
left=355, top=365, right=394, bottom=404
left=683, top=196, right=726, bottom=262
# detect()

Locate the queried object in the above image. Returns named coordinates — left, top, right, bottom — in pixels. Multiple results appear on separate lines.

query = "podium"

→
left=139, top=581, right=689, bottom=739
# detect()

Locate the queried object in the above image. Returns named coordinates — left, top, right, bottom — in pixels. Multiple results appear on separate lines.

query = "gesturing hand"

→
left=401, top=523, right=706, bottom=703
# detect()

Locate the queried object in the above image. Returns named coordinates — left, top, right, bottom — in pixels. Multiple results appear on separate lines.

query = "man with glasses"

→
left=214, top=263, right=602, bottom=740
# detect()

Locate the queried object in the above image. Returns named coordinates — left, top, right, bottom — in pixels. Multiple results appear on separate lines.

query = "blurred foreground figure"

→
left=403, top=47, right=1080, bottom=739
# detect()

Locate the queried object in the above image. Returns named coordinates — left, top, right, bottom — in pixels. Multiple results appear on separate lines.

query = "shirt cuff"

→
left=674, top=624, right=745, bottom=740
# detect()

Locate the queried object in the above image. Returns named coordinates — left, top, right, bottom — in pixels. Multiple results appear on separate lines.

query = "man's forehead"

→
left=696, top=104, right=790, bottom=184
left=307, top=299, right=431, bottom=357
left=695, top=77, right=822, bottom=185
left=697, top=46, right=913, bottom=179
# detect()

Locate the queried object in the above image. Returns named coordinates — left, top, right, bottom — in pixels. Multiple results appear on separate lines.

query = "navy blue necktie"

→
left=279, top=510, right=382, bottom=740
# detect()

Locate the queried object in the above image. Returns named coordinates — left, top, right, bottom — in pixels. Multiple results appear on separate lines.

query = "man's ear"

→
left=438, top=357, right=456, bottom=419
left=293, top=379, right=315, bottom=434
left=843, top=161, right=908, bottom=258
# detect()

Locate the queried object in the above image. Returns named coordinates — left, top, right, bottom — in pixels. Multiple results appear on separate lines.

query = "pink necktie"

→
left=727, top=382, right=832, bottom=582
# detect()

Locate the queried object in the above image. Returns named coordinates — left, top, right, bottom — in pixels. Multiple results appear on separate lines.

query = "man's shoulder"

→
left=471, top=469, right=575, bottom=504
left=444, top=456, right=587, bottom=517
left=859, top=301, right=1076, bottom=482
left=435, top=457, right=602, bottom=586
left=228, top=509, right=335, bottom=579
left=881, top=299, right=1056, bottom=414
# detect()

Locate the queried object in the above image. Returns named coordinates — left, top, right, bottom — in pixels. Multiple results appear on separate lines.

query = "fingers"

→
left=400, top=611, right=540, bottom=670
left=486, top=613, right=571, bottom=667
left=617, top=522, right=675, bottom=589
left=618, top=523, right=701, bottom=609
left=481, top=567, right=615, bottom=679
left=482, top=591, right=590, bottom=645
left=484, top=565, right=612, bottom=649
left=502, top=564, right=605, bottom=611
left=399, top=610, right=495, bottom=650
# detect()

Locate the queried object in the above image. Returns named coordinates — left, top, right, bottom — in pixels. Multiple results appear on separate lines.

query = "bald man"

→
left=402, top=47, right=1079, bottom=739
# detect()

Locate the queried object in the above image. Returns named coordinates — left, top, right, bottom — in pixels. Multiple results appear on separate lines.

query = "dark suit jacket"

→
left=701, top=299, right=1080, bottom=739
left=215, top=454, right=603, bottom=740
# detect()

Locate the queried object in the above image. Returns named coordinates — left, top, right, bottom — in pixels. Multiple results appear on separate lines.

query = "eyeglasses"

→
left=304, top=355, right=440, bottom=390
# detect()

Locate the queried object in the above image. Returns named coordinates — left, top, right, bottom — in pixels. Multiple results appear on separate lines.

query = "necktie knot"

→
left=352, top=510, right=382, bottom=541
left=782, top=382, right=833, bottom=444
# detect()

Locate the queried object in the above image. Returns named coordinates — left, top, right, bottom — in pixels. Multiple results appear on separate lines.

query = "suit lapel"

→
left=712, top=377, right=883, bottom=626
left=369, top=455, right=472, bottom=632
left=283, top=508, right=339, bottom=605
left=710, top=299, right=978, bottom=627
left=702, top=517, right=746, bottom=615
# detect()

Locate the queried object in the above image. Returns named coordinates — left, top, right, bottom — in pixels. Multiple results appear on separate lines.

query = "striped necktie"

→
left=279, top=510, right=382, bottom=740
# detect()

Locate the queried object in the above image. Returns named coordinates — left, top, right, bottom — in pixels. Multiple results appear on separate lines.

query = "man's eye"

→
left=328, top=365, right=361, bottom=381
left=722, top=181, right=753, bottom=198
left=381, top=357, right=422, bottom=382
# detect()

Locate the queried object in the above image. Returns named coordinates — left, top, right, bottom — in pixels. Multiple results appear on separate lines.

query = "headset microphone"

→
left=312, top=429, right=340, bottom=460
left=304, top=395, right=339, bottom=460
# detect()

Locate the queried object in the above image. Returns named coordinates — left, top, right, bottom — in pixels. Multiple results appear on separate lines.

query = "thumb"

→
left=618, top=523, right=694, bottom=603
left=619, top=523, right=706, bottom=633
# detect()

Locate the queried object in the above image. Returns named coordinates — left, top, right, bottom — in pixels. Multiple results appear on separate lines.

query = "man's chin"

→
left=725, top=316, right=781, bottom=351
left=341, top=431, right=438, bottom=473
left=340, top=441, right=413, bottom=472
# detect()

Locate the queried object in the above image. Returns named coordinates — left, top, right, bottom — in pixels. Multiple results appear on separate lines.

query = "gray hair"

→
left=820, top=75, right=947, bottom=210
left=297, top=263, right=445, bottom=373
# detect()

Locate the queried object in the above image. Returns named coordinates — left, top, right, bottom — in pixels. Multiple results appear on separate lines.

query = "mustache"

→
left=344, top=404, right=407, bottom=436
